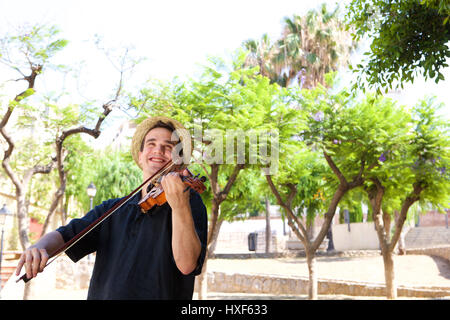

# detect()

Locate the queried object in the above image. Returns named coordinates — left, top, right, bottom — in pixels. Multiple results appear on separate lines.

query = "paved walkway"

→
left=207, top=254, right=450, bottom=288
left=8, top=253, right=449, bottom=300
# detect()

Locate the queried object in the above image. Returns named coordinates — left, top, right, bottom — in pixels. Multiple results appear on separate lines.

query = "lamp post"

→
left=344, top=209, right=351, bottom=232
left=446, top=211, right=448, bottom=229
left=86, top=183, right=96, bottom=262
left=0, top=204, right=13, bottom=297
left=87, top=182, right=97, bottom=210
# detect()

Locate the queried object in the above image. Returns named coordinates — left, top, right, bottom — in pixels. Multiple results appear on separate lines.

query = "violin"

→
left=17, top=159, right=206, bottom=283
left=138, top=167, right=206, bottom=213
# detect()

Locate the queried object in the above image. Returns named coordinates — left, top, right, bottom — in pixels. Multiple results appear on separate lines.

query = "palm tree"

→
left=243, top=4, right=356, bottom=88
left=242, top=33, right=281, bottom=84
left=276, top=4, right=355, bottom=88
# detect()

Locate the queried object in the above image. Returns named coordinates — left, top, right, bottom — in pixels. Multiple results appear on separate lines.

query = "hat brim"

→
left=131, top=116, right=192, bottom=169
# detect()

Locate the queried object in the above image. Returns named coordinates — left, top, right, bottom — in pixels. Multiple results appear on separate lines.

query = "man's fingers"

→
left=15, top=254, right=25, bottom=276
left=24, top=250, right=34, bottom=279
left=39, top=249, right=49, bottom=272
left=15, top=247, right=49, bottom=279
left=31, top=248, right=41, bottom=277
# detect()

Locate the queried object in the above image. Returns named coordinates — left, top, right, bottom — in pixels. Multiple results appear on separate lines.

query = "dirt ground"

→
left=207, top=254, right=450, bottom=288
left=27, top=253, right=450, bottom=300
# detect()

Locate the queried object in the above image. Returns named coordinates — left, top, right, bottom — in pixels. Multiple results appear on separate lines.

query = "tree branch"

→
left=265, top=175, right=307, bottom=243
left=219, top=163, right=245, bottom=201
left=349, top=159, right=365, bottom=188
left=323, top=151, right=348, bottom=186
left=1, top=128, right=22, bottom=191
left=368, top=177, right=389, bottom=252
left=389, top=182, right=423, bottom=251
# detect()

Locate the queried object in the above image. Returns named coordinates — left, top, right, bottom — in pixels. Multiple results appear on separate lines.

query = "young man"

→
left=15, top=116, right=208, bottom=299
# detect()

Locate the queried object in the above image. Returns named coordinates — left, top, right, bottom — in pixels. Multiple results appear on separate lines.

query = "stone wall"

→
left=206, top=271, right=450, bottom=298
left=52, top=247, right=450, bottom=298
left=56, top=255, right=95, bottom=290
left=406, top=245, right=450, bottom=263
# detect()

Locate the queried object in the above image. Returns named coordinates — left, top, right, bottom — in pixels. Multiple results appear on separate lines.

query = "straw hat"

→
left=131, top=116, right=192, bottom=169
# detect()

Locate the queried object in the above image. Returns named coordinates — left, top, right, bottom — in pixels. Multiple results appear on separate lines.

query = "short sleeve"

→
left=56, top=198, right=121, bottom=262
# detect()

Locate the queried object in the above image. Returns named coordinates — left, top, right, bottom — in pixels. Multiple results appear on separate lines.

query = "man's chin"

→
left=149, top=162, right=169, bottom=173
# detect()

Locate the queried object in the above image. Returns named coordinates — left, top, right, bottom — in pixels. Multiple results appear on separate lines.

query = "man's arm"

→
left=15, top=231, right=65, bottom=280
left=162, top=172, right=201, bottom=275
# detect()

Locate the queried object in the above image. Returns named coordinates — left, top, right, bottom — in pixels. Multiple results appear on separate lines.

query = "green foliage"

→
left=91, top=150, right=142, bottom=208
left=129, top=50, right=292, bottom=222
left=299, top=80, right=411, bottom=187
left=339, top=189, right=366, bottom=223
left=65, top=147, right=142, bottom=216
left=0, top=24, right=68, bottom=76
left=293, top=76, right=449, bottom=225
left=293, top=151, right=330, bottom=226
left=346, top=0, right=450, bottom=92
left=407, top=97, right=450, bottom=210
left=221, top=169, right=268, bottom=221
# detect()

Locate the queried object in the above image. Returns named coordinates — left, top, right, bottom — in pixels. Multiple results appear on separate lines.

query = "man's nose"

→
left=153, top=144, right=165, bottom=154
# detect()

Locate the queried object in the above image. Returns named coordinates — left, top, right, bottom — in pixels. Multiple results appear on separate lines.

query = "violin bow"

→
left=17, top=160, right=174, bottom=283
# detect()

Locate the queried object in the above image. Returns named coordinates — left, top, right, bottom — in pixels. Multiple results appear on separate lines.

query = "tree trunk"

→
left=382, top=249, right=397, bottom=299
left=306, top=248, right=318, bottom=300
left=196, top=255, right=209, bottom=300
left=382, top=210, right=391, bottom=240
left=369, top=178, right=398, bottom=299
left=265, top=197, right=271, bottom=253
left=16, top=192, right=31, bottom=251
left=197, top=199, right=222, bottom=300
left=41, top=187, right=65, bottom=236
left=207, top=218, right=223, bottom=256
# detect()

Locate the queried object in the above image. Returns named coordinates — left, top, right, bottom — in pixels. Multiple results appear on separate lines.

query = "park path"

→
left=21, top=253, right=450, bottom=300
left=207, top=254, right=450, bottom=288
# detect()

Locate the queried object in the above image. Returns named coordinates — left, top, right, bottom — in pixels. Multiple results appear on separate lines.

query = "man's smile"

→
left=149, top=156, right=168, bottom=163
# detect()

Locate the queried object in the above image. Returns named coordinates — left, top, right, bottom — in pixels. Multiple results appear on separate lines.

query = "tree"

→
left=0, top=24, right=67, bottom=251
left=0, top=25, right=68, bottom=300
left=242, top=34, right=279, bottom=84
left=39, top=99, right=115, bottom=236
left=267, top=80, right=371, bottom=299
left=129, top=51, right=287, bottom=298
left=243, top=4, right=355, bottom=88
left=346, top=0, right=450, bottom=93
left=282, top=75, right=414, bottom=299
left=363, top=97, right=449, bottom=299
left=38, top=37, right=143, bottom=235
left=276, top=4, right=355, bottom=88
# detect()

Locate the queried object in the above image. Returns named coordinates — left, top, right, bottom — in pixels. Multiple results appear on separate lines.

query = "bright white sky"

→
left=0, top=1, right=341, bottom=90
left=0, top=0, right=448, bottom=126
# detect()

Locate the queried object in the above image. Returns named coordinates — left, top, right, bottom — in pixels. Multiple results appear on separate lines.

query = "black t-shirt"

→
left=56, top=189, right=207, bottom=300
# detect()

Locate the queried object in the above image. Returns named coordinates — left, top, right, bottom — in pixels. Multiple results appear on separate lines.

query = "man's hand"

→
left=15, top=231, right=64, bottom=280
left=161, top=170, right=190, bottom=211
left=15, top=246, right=49, bottom=280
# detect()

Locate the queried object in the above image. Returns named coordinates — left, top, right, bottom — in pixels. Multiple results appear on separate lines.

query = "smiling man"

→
left=15, top=116, right=208, bottom=300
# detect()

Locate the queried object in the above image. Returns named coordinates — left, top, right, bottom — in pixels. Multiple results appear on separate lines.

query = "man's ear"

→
left=138, top=151, right=144, bottom=167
